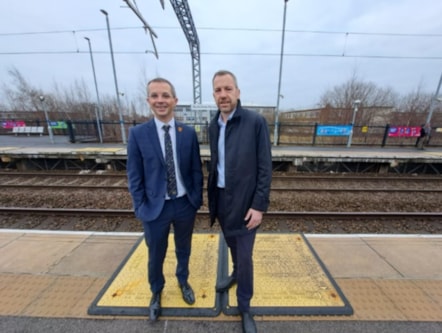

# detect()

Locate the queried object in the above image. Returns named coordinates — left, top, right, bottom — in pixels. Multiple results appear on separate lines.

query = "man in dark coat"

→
left=207, top=70, right=272, bottom=333
left=416, top=123, right=431, bottom=150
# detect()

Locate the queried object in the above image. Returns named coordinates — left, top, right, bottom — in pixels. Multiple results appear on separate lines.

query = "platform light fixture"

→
left=100, top=9, right=127, bottom=144
left=347, top=99, right=361, bottom=148
left=273, top=0, right=289, bottom=146
left=38, top=95, right=54, bottom=144
left=426, top=71, right=442, bottom=125
left=84, top=37, right=103, bottom=144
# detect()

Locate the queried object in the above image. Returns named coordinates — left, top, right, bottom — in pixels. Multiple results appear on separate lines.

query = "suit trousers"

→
left=142, top=196, right=196, bottom=294
left=217, top=188, right=257, bottom=313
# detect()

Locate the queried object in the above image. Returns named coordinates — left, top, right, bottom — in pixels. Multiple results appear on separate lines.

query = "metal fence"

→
left=2, top=119, right=441, bottom=147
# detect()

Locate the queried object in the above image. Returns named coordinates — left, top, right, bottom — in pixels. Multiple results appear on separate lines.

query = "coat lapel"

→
left=146, top=120, right=165, bottom=165
left=175, top=122, right=183, bottom=164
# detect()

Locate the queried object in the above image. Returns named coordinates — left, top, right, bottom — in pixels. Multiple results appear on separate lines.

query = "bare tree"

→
left=318, top=71, right=399, bottom=127
left=319, top=71, right=398, bottom=109
left=1, top=67, right=44, bottom=111
left=51, top=79, right=95, bottom=120
left=393, top=85, right=432, bottom=125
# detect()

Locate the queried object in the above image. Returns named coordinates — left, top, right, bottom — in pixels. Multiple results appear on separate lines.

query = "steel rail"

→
left=1, top=172, right=441, bottom=181
left=1, top=184, right=441, bottom=193
left=1, top=207, right=441, bottom=218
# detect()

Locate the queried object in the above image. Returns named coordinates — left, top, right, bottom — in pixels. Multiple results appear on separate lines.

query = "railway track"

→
left=2, top=207, right=442, bottom=219
left=2, top=171, right=442, bottom=182
left=2, top=184, right=441, bottom=192
left=1, top=171, right=440, bottom=233
left=1, top=172, right=441, bottom=192
left=1, top=207, right=441, bottom=234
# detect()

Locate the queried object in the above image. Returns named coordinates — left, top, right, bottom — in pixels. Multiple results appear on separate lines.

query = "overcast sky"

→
left=1, top=0, right=442, bottom=113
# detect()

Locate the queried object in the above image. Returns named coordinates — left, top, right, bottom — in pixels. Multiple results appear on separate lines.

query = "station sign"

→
left=388, top=126, right=420, bottom=137
left=316, top=125, right=352, bottom=136
left=2, top=120, right=26, bottom=128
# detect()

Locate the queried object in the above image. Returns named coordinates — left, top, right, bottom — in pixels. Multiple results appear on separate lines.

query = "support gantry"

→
left=169, top=0, right=201, bottom=104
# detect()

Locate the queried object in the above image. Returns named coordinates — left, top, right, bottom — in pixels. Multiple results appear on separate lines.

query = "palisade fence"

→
left=273, top=123, right=440, bottom=147
left=2, top=118, right=441, bottom=147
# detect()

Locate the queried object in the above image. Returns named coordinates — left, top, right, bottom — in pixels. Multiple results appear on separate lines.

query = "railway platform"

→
left=0, top=230, right=441, bottom=332
left=0, top=135, right=441, bottom=332
left=1, top=135, right=442, bottom=173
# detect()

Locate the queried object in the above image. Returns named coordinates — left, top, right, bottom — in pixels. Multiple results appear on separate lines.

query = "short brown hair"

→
left=147, top=77, right=177, bottom=98
left=212, top=70, right=238, bottom=88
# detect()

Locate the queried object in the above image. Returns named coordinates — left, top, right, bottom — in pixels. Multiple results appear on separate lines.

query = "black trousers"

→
left=217, top=188, right=257, bottom=313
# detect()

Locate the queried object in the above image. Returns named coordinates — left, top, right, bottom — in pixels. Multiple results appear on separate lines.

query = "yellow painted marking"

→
left=75, top=148, right=122, bottom=152
left=0, top=147, right=19, bottom=151
left=228, top=234, right=345, bottom=308
left=426, top=152, right=442, bottom=157
left=97, top=233, right=219, bottom=308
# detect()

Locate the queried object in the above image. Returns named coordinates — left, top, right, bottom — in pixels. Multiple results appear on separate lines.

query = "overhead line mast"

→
left=123, top=0, right=201, bottom=104
left=122, top=1, right=159, bottom=59
left=169, top=0, right=201, bottom=104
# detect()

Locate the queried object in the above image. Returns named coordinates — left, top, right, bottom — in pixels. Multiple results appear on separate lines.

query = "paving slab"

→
left=307, top=236, right=401, bottom=278
left=363, top=237, right=442, bottom=279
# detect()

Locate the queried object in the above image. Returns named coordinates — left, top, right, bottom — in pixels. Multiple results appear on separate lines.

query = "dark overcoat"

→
left=207, top=100, right=272, bottom=237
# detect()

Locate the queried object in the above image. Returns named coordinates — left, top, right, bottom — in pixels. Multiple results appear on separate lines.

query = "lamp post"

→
left=84, top=37, right=103, bottom=144
left=39, top=95, right=54, bottom=144
left=100, top=9, right=127, bottom=144
left=347, top=99, right=361, bottom=148
left=273, top=0, right=289, bottom=146
left=425, top=71, right=442, bottom=125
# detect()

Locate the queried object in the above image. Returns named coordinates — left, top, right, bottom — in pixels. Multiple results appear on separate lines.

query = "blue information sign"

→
left=316, top=125, right=352, bottom=136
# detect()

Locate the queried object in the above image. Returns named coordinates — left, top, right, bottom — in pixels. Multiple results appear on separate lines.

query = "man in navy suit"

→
left=127, top=77, right=203, bottom=322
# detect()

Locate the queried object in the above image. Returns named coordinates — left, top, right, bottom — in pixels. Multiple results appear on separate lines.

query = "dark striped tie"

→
left=163, top=125, right=177, bottom=197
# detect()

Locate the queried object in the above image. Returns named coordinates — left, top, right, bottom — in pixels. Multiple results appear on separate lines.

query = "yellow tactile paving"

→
left=330, top=279, right=407, bottom=321
left=69, top=278, right=110, bottom=318
left=226, top=234, right=348, bottom=310
left=0, top=274, right=56, bottom=316
left=95, top=234, right=219, bottom=310
left=374, top=280, right=442, bottom=321
left=415, top=280, right=442, bottom=305
left=22, top=276, right=97, bottom=318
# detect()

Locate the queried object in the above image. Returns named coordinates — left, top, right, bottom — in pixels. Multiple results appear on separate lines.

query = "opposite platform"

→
left=1, top=135, right=442, bottom=173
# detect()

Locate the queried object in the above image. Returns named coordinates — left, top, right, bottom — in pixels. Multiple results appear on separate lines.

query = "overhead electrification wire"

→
left=1, top=50, right=441, bottom=60
left=1, top=26, right=440, bottom=60
left=1, top=26, right=442, bottom=38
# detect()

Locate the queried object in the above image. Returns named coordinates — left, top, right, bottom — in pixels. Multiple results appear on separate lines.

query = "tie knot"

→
left=163, top=124, right=170, bottom=133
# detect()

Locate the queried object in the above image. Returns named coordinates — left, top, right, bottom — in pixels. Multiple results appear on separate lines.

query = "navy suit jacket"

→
left=127, top=119, right=203, bottom=222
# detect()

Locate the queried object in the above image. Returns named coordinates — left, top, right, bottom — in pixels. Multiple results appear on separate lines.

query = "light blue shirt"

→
left=217, top=110, right=236, bottom=188
left=154, top=118, right=186, bottom=199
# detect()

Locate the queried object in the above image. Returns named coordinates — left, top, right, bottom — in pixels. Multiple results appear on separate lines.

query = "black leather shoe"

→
left=241, top=312, right=257, bottom=333
left=149, top=292, right=161, bottom=322
left=215, top=275, right=237, bottom=292
left=180, top=283, right=195, bottom=305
